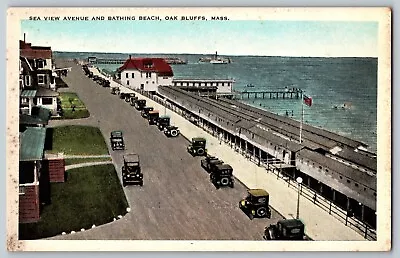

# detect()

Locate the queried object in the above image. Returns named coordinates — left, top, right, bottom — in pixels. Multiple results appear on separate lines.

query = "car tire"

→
left=220, top=177, right=230, bottom=186
left=256, top=207, right=268, bottom=217
left=267, top=228, right=274, bottom=240
left=197, top=148, right=204, bottom=155
left=170, top=130, right=178, bottom=137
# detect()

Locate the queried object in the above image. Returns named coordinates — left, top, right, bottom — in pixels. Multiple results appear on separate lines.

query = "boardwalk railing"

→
left=235, top=89, right=303, bottom=100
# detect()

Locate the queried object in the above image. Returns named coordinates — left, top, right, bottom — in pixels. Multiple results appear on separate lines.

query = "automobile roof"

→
left=278, top=219, right=305, bottom=228
left=124, top=153, right=140, bottom=163
left=111, top=131, right=123, bottom=137
left=248, top=188, right=269, bottom=197
left=192, top=137, right=206, bottom=142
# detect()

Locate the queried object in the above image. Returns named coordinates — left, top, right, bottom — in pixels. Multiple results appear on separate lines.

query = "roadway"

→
left=49, top=60, right=283, bottom=240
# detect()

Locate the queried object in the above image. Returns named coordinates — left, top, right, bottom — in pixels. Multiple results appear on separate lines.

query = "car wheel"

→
left=220, top=177, right=230, bottom=186
left=256, top=207, right=268, bottom=217
left=267, top=228, right=274, bottom=240
left=170, top=130, right=178, bottom=137
left=197, top=148, right=204, bottom=155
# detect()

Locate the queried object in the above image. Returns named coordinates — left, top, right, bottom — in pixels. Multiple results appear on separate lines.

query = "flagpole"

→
left=299, top=91, right=304, bottom=144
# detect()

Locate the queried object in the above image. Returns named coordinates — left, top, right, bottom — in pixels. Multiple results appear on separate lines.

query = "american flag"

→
left=303, top=95, right=312, bottom=106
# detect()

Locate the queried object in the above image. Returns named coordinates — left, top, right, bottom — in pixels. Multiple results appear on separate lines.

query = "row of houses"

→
left=19, top=36, right=68, bottom=223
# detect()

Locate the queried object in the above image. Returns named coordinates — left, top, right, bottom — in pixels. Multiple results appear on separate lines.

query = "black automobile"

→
left=187, top=137, right=207, bottom=156
left=135, top=99, right=146, bottom=110
left=200, top=155, right=224, bottom=173
left=122, top=153, right=143, bottom=187
left=110, top=130, right=125, bottom=151
left=163, top=125, right=180, bottom=137
left=210, top=163, right=234, bottom=188
left=157, top=116, right=170, bottom=130
left=239, top=189, right=271, bottom=219
left=141, top=106, right=154, bottom=118
left=148, top=110, right=160, bottom=125
left=264, top=219, right=306, bottom=240
left=130, top=96, right=138, bottom=106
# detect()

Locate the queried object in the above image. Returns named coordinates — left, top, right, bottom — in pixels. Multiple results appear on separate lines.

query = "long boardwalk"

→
left=49, top=60, right=284, bottom=240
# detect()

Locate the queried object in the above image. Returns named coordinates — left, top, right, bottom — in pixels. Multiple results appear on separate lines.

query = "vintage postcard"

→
left=6, top=7, right=391, bottom=251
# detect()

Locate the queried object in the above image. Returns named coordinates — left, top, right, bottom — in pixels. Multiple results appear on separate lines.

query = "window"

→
left=339, top=176, right=343, bottom=179
left=42, top=98, right=53, bottom=105
left=127, top=80, right=129, bottom=86
left=126, top=73, right=129, bottom=78
left=37, top=74, right=45, bottom=84
left=24, top=75, right=31, bottom=86
left=146, top=72, right=151, bottom=78
left=37, top=60, right=44, bottom=68
left=131, top=73, right=134, bottom=78
left=347, top=179, right=351, bottom=184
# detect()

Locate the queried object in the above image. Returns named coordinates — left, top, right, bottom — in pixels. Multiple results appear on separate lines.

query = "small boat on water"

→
left=199, top=51, right=231, bottom=64
left=246, top=84, right=255, bottom=88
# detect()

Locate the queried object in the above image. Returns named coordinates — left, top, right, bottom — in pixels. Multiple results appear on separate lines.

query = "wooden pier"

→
left=87, top=56, right=187, bottom=65
left=236, top=89, right=303, bottom=100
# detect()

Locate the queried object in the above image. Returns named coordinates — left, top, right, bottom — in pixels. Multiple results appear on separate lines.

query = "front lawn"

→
left=19, top=164, right=128, bottom=240
left=57, top=92, right=90, bottom=119
left=47, top=125, right=109, bottom=155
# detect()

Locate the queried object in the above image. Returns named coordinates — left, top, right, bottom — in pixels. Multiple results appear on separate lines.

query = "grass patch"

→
left=48, top=126, right=109, bottom=155
left=19, top=164, right=128, bottom=240
left=61, top=109, right=90, bottom=120
left=65, top=157, right=112, bottom=166
left=59, top=92, right=86, bottom=109
left=57, top=92, right=90, bottom=119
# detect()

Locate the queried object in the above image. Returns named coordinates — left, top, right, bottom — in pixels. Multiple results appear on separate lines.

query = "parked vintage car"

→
left=157, top=116, right=170, bottom=131
left=200, top=155, right=224, bottom=173
left=263, top=219, right=306, bottom=240
left=110, top=87, right=120, bottom=95
left=210, top=163, right=234, bottom=189
left=141, top=106, right=154, bottom=118
left=135, top=99, right=146, bottom=110
left=187, top=137, right=207, bottom=156
left=163, top=125, right=180, bottom=137
left=122, top=153, right=143, bottom=187
left=239, top=189, right=271, bottom=219
left=148, top=110, right=160, bottom=125
left=110, top=130, right=125, bottom=151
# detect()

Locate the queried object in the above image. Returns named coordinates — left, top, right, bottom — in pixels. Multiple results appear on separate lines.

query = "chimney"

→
left=129, top=54, right=131, bottom=59
left=24, top=33, right=26, bottom=43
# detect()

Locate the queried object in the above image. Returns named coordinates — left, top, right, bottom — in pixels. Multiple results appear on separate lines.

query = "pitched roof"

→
left=118, top=57, right=173, bottom=76
left=19, top=127, right=47, bottom=161
left=20, top=40, right=52, bottom=59
left=35, top=87, right=59, bottom=97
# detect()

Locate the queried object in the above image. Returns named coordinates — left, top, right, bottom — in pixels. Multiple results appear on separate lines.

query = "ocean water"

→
left=55, top=52, right=377, bottom=152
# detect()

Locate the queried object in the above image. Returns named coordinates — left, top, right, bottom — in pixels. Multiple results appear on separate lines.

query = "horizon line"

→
left=52, top=50, right=378, bottom=59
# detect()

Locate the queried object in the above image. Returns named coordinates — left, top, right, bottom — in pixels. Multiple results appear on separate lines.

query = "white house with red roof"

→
left=117, top=56, right=174, bottom=92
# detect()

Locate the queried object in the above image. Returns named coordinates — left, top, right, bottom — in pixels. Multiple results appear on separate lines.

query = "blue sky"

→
left=21, top=20, right=378, bottom=57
